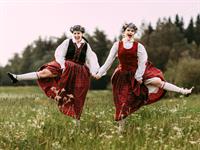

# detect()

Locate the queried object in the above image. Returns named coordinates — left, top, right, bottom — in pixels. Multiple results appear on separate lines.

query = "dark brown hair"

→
left=122, top=23, right=138, bottom=32
left=70, top=25, right=85, bottom=33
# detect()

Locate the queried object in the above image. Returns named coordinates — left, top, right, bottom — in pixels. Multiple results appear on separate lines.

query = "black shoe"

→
left=7, top=72, right=18, bottom=83
left=184, top=87, right=194, bottom=97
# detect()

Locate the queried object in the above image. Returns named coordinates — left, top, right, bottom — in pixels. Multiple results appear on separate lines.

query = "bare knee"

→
left=37, top=69, right=55, bottom=78
left=149, top=78, right=163, bottom=87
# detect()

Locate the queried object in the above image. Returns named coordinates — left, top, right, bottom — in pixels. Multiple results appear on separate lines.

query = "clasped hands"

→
left=92, top=72, right=101, bottom=80
left=92, top=71, right=143, bottom=84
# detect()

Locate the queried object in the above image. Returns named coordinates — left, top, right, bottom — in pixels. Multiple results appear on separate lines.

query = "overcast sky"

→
left=0, top=0, right=199, bottom=66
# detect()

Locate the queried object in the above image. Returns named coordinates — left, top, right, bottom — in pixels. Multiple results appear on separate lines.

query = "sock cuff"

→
left=36, top=72, right=40, bottom=79
left=160, top=81, right=166, bottom=88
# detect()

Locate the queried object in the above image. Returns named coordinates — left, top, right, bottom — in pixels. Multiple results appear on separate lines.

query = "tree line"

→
left=0, top=14, right=200, bottom=93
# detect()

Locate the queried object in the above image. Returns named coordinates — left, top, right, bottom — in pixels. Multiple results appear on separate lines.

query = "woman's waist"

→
left=117, top=64, right=137, bottom=71
left=65, top=59, right=85, bottom=65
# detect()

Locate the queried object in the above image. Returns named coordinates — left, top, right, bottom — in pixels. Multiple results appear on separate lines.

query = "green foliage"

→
left=174, top=14, right=184, bottom=33
left=194, top=14, right=200, bottom=46
left=165, top=58, right=200, bottom=92
left=7, top=53, right=22, bottom=73
left=141, top=19, right=185, bottom=71
left=175, top=58, right=200, bottom=92
left=185, top=18, right=195, bottom=44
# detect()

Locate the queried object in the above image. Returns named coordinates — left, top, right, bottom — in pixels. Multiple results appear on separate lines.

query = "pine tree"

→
left=174, top=14, right=184, bottom=33
left=19, top=45, right=33, bottom=73
left=185, top=18, right=195, bottom=43
left=194, top=14, right=200, bottom=46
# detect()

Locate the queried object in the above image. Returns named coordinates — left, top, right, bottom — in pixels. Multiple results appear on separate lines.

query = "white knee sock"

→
left=16, top=72, right=39, bottom=81
left=162, top=82, right=192, bottom=95
left=162, top=82, right=182, bottom=93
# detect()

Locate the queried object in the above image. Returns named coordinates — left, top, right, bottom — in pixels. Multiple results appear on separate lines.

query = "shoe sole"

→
left=7, top=72, right=18, bottom=83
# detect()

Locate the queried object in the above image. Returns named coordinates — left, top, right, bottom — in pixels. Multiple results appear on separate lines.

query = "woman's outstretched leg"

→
left=7, top=69, right=56, bottom=83
left=162, top=82, right=193, bottom=95
left=147, top=77, right=194, bottom=95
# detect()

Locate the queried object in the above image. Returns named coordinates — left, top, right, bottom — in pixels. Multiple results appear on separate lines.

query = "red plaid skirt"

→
left=112, top=62, right=166, bottom=121
left=37, top=60, right=90, bottom=119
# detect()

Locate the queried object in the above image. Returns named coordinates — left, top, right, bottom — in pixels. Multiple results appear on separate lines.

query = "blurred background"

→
left=0, top=0, right=200, bottom=93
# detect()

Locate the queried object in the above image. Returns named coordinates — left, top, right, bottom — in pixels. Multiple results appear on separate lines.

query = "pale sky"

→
left=0, top=0, right=200, bottom=66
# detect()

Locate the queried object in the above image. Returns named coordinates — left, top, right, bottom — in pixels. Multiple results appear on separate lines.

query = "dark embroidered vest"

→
left=65, top=39, right=87, bottom=65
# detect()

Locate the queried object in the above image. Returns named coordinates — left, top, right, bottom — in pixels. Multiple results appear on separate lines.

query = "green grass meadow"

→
left=0, top=86, right=200, bottom=150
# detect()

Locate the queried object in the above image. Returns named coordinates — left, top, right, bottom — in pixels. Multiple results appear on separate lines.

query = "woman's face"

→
left=124, top=27, right=135, bottom=40
left=73, top=31, right=83, bottom=43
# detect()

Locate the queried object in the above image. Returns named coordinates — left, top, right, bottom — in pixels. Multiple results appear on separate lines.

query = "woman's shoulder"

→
left=57, top=39, right=70, bottom=47
left=113, top=41, right=120, bottom=47
left=82, top=37, right=89, bottom=43
left=62, top=38, right=70, bottom=43
left=135, top=41, right=145, bottom=49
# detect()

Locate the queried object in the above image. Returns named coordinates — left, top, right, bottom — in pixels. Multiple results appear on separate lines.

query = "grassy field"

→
left=0, top=86, right=199, bottom=150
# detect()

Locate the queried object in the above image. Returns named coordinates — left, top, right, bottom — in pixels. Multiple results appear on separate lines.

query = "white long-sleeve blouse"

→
left=54, top=37, right=100, bottom=76
left=97, top=39, right=148, bottom=81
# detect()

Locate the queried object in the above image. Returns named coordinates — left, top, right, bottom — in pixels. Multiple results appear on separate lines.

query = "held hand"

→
left=62, top=68, right=65, bottom=74
left=92, top=74, right=101, bottom=80
left=137, top=79, right=143, bottom=84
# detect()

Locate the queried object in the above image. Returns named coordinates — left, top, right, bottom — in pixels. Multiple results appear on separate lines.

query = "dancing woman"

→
left=94, top=23, right=193, bottom=131
left=8, top=25, right=100, bottom=125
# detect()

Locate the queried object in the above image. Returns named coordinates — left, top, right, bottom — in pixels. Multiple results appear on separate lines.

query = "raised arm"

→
left=135, top=43, right=148, bottom=82
left=96, top=42, right=118, bottom=77
left=85, top=44, right=100, bottom=76
left=54, top=39, right=69, bottom=69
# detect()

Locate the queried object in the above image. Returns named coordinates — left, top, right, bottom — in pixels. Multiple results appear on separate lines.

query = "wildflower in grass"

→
left=159, top=128, right=163, bottom=132
left=154, top=140, right=158, bottom=144
left=136, top=127, right=141, bottom=131
left=99, top=111, right=105, bottom=117
left=99, top=133, right=106, bottom=138
left=173, top=126, right=182, bottom=132
left=34, top=97, right=40, bottom=101
left=169, top=107, right=178, bottom=113
left=153, top=126, right=157, bottom=130
left=104, top=135, right=113, bottom=139
left=172, top=126, right=183, bottom=138
left=52, top=141, right=61, bottom=149
left=180, top=115, right=191, bottom=119
left=189, top=141, right=198, bottom=144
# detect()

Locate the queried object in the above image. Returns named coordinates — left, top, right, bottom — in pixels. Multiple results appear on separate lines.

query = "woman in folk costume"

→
left=94, top=23, right=193, bottom=132
left=8, top=25, right=100, bottom=125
